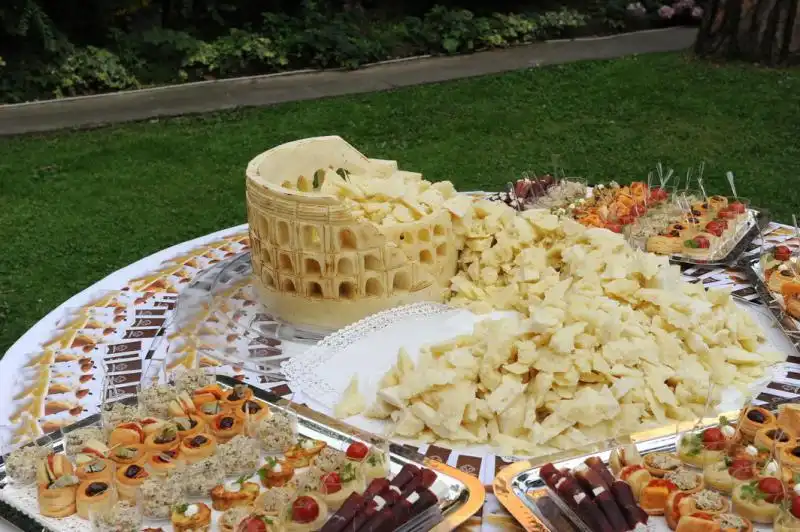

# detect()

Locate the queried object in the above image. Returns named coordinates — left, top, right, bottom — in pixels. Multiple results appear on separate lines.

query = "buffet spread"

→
left=3, top=135, right=800, bottom=532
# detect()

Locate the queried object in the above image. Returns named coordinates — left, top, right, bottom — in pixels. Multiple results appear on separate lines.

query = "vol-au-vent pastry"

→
left=173, top=415, right=205, bottom=439
left=644, top=452, right=682, bottom=477
left=703, top=457, right=756, bottom=494
left=665, top=468, right=704, bottom=494
left=147, top=448, right=182, bottom=476
left=737, top=407, right=776, bottom=441
left=778, top=404, right=800, bottom=436
left=224, top=384, right=253, bottom=410
left=76, top=479, right=117, bottom=519
left=319, top=463, right=365, bottom=511
left=197, top=400, right=228, bottom=425
left=678, top=427, right=727, bottom=468
left=192, top=384, right=226, bottom=409
left=37, top=454, right=79, bottom=518
left=108, top=443, right=146, bottom=465
left=665, top=489, right=730, bottom=530
left=145, top=423, right=180, bottom=453
left=180, top=433, right=217, bottom=462
left=287, top=495, right=328, bottom=532
left=75, top=458, right=114, bottom=482
left=108, top=422, right=145, bottom=447
left=234, top=399, right=270, bottom=424
left=116, top=463, right=149, bottom=501
left=732, top=477, right=783, bottom=524
left=754, top=426, right=797, bottom=451
left=211, top=412, right=244, bottom=443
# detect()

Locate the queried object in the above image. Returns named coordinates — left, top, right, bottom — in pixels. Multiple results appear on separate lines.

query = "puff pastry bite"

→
left=738, top=407, right=776, bottom=442
left=76, top=479, right=117, bottom=519
left=754, top=426, right=797, bottom=452
left=147, top=448, right=182, bottom=476
left=732, top=477, right=783, bottom=524
left=223, top=384, right=253, bottom=410
left=173, top=415, right=205, bottom=440
left=644, top=452, right=682, bottom=478
left=234, top=399, right=270, bottom=424
left=108, top=443, right=146, bottom=466
left=75, top=458, right=114, bottom=482
left=678, top=427, right=728, bottom=468
left=210, top=479, right=260, bottom=511
left=211, top=412, right=244, bottom=443
left=108, top=422, right=145, bottom=447
left=144, top=423, right=180, bottom=453
left=287, top=495, right=328, bottom=532
left=192, top=384, right=226, bottom=409
left=171, top=502, right=212, bottom=532
left=180, top=433, right=217, bottom=463
left=115, top=462, right=150, bottom=501
left=37, top=454, right=79, bottom=518
left=665, top=489, right=730, bottom=530
left=665, top=468, right=705, bottom=494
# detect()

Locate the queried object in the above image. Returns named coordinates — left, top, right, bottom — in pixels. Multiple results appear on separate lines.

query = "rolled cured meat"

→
left=574, top=492, right=612, bottom=532
left=585, top=457, right=616, bottom=488
left=319, top=492, right=366, bottom=532
left=592, top=486, right=628, bottom=532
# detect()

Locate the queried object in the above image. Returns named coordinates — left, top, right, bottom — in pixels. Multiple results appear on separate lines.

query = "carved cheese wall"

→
left=245, top=136, right=458, bottom=331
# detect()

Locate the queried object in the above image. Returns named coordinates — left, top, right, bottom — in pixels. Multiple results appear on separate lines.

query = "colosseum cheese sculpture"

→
left=245, top=136, right=464, bottom=331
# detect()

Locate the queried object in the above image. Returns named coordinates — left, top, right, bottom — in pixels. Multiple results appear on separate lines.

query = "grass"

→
left=1, top=51, right=800, bottom=355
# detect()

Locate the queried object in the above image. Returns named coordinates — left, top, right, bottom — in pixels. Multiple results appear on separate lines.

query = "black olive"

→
left=675, top=224, right=685, bottom=230
left=243, top=401, right=261, bottom=414
left=747, top=409, right=766, bottom=423
left=190, top=435, right=208, bottom=447
left=85, top=482, right=108, bottom=496
left=775, top=430, right=790, bottom=442
left=219, top=417, right=235, bottom=429
left=189, top=418, right=197, bottom=428
left=124, top=465, right=142, bottom=479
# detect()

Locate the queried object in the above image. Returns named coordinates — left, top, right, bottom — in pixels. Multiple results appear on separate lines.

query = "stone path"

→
left=0, top=27, right=697, bottom=136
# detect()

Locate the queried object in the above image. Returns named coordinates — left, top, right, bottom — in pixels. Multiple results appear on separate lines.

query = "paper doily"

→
left=282, top=301, right=454, bottom=405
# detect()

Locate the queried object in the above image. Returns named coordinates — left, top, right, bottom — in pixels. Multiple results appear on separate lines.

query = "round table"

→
left=2, top=221, right=800, bottom=531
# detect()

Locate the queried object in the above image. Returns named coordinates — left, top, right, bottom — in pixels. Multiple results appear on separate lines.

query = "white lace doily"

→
left=282, top=301, right=455, bottom=406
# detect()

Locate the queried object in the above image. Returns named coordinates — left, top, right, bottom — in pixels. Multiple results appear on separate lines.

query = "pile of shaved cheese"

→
left=336, top=198, right=781, bottom=455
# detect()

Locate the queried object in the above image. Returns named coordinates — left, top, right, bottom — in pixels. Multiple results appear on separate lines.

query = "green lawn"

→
left=1, top=52, right=800, bottom=355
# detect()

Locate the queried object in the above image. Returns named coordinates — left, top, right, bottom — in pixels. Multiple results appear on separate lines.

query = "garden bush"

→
left=0, top=0, right=698, bottom=103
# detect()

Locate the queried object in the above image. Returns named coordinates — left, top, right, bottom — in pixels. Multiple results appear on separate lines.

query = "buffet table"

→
left=2, top=217, right=800, bottom=531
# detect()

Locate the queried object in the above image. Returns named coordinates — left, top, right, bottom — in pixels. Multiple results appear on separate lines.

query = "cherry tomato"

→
left=240, top=517, right=268, bottom=532
left=605, top=223, right=623, bottom=234
left=618, top=215, right=635, bottom=226
left=717, top=209, right=737, bottom=220
left=792, top=494, right=800, bottom=519
left=292, top=496, right=320, bottom=523
left=346, top=442, right=369, bottom=461
left=321, top=472, right=342, bottom=494
left=701, top=427, right=726, bottom=450
left=631, top=204, right=647, bottom=217
left=728, top=459, right=753, bottom=480
left=776, top=245, right=792, bottom=262
left=758, top=477, right=784, bottom=503
left=694, top=236, right=711, bottom=249
left=729, top=202, right=747, bottom=214
left=705, top=222, right=723, bottom=237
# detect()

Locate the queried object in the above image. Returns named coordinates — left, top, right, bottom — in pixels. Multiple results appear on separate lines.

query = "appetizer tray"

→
left=0, top=374, right=484, bottom=532
left=494, top=397, right=799, bottom=532
left=739, top=249, right=800, bottom=355
left=659, top=207, right=769, bottom=267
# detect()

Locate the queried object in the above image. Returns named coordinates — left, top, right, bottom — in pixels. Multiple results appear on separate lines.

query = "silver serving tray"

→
left=505, top=395, right=798, bottom=532
left=0, top=375, right=473, bottom=531
left=739, top=248, right=800, bottom=356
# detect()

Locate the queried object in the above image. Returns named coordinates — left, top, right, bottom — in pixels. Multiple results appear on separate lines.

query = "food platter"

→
left=494, top=396, right=800, bottom=532
left=487, top=178, right=769, bottom=267
left=0, top=373, right=484, bottom=532
left=739, top=247, right=800, bottom=355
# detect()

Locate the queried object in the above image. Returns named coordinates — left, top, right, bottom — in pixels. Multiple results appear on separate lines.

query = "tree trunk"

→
left=695, top=0, right=800, bottom=65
